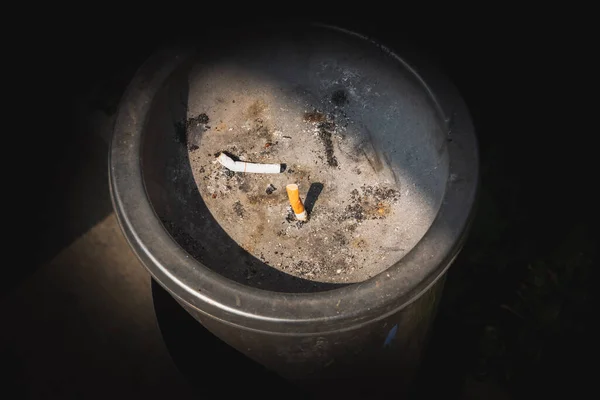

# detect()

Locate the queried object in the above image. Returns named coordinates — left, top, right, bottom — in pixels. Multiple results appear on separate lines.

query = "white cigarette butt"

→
left=217, top=153, right=282, bottom=174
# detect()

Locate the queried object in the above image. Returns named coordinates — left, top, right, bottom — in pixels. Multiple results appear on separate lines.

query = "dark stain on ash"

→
left=340, top=186, right=400, bottom=222
left=303, top=110, right=339, bottom=167
left=344, top=202, right=366, bottom=222
left=238, top=179, right=251, bottom=193
left=332, top=231, right=348, bottom=246
left=331, top=89, right=348, bottom=106
left=233, top=201, right=245, bottom=217
left=246, top=100, right=272, bottom=140
left=247, top=100, right=267, bottom=118
left=195, top=113, right=209, bottom=124
left=175, top=112, right=210, bottom=150
left=303, top=110, right=327, bottom=123
left=266, top=184, right=277, bottom=195
left=253, top=119, right=271, bottom=140
left=318, top=122, right=338, bottom=167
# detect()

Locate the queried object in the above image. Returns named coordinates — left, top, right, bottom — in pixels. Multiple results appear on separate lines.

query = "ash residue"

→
left=233, top=201, right=245, bottom=217
left=303, top=110, right=327, bottom=123
left=244, top=100, right=272, bottom=141
left=293, top=261, right=322, bottom=278
left=284, top=207, right=305, bottom=228
left=317, top=122, right=338, bottom=167
left=332, top=231, right=349, bottom=246
left=247, top=99, right=267, bottom=118
left=201, top=156, right=248, bottom=198
left=302, top=110, right=341, bottom=168
left=344, top=202, right=366, bottom=222
left=341, top=185, right=401, bottom=222
left=253, top=118, right=271, bottom=140
left=183, top=61, right=438, bottom=286
left=238, top=179, right=251, bottom=193
left=285, top=208, right=295, bottom=223
left=361, top=184, right=401, bottom=202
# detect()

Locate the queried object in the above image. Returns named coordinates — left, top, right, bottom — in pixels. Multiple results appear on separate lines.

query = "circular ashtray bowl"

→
left=138, top=26, right=461, bottom=293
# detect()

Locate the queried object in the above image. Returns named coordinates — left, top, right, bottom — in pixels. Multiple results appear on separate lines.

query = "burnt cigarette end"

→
left=266, top=184, right=277, bottom=195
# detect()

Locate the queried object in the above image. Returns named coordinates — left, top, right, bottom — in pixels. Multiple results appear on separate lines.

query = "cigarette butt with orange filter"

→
left=286, top=184, right=307, bottom=221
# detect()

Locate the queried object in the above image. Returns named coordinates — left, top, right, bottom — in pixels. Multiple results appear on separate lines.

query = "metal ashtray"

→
left=110, top=22, right=478, bottom=394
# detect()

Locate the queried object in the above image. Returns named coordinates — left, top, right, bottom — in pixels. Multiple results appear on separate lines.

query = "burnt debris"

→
left=317, top=122, right=339, bottom=167
left=174, top=112, right=210, bottom=150
left=331, top=89, right=348, bottom=106
left=266, top=184, right=277, bottom=195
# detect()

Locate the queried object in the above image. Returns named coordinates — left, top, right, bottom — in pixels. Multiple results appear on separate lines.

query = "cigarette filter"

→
left=286, top=184, right=307, bottom=221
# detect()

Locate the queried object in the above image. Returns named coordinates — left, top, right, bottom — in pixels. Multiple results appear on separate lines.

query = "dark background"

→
left=6, top=13, right=594, bottom=399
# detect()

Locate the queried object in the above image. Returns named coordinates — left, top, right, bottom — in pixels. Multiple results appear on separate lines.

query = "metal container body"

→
left=178, top=277, right=444, bottom=395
